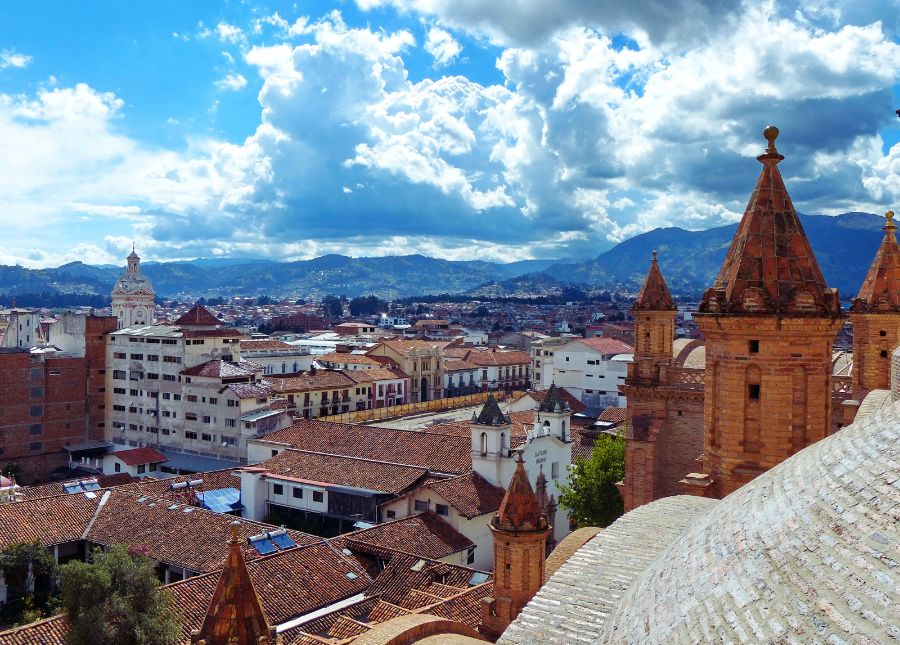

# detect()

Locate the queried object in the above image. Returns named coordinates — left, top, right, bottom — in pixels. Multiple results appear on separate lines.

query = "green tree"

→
left=348, top=295, right=387, bottom=316
left=59, top=545, right=179, bottom=645
left=558, top=432, right=626, bottom=528
left=321, top=294, right=343, bottom=318
left=0, top=541, right=57, bottom=626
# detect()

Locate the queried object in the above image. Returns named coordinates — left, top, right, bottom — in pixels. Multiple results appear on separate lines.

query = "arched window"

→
left=281, top=363, right=286, bottom=373
left=543, top=420, right=550, bottom=434
left=480, top=432, right=488, bottom=456
left=500, top=432, right=507, bottom=456
left=561, top=420, right=566, bottom=440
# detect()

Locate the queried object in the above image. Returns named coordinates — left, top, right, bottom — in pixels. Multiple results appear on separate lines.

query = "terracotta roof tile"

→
left=346, top=512, right=473, bottom=560
left=253, top=449, right=431, bottom=495
left=256, top=420, right=472, bottom=475
left=240, top=339, right=296, bottom=351
left=598, top=406, right=627, bottom=424
left=699, top=127, right=841, bottom=316
left=576, top=337, right=634, bottom=355
left=494, top=457, right=547, bottom=532
left=174, top=304, right=224, bottom=327
left=370, top=340, right=447, bottom=355
left=108, top=447, right=168, bottom=466
left=316, top=352, right=382, bottom=366
left=0, top=616, right=69, bottom=645
left=268, top=371, right=356, bottom=393
left=182, top=360, right=257, bottom=379
left=529, top=387, right=586, bottom=414
left=0, top=493, right=98, bottom=548
left=463, top=349, right=530, bottom=367
left=345, top=367, right=409, bottom=383
left=391, top=472, right=506, bottom=520
left=444, top=359, right=478, bottom=371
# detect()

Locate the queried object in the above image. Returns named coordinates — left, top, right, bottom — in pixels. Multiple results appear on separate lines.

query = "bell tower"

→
left=480, top=454, right=550, bottom=640
left=692, top=126, right=844, bottom=498
left=849, top=210, right=900, bottom=401
left=471, top=395, right=512, bottom=487
left=111, top=246, right=155, bottom=329
left=619, top=251, right=677, bottom=510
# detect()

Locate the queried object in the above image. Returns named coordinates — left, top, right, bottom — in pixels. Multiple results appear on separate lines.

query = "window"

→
left=748, top=383, right=761, bottom=399
left=163, top=356, right=181, bottom=363
left=227, top=400, right=238, bottom=407
left=137, top=465, right=146, bottom=474
left=172, top=393, right=181, bottom=400
left=292, top=487, right=303, bottom=499
left=879, top=330, right=887, bottom=337
left=146, top=373, right=159, bottom=380
left=436, top=503, right=449, bottom=516
left=185, top=412, right=198, bottom=421
left=185, top=431, right=198, bottom=440
left=114, top=387, right=126, bottom=394
left=113, top=405, right=126, bottom=412
left=222, top=436, right=236, bottom=446
left=480, top=432, right=487, bottom=456
left=881, top=350, right=889, bottom=358
left=749, top=340, right=760, bottom=353
left=386, top=510, right=396, bottom=519
left=114, top=462, right=121, bottom=472
left=130, top=389, right=139, bottom=396
left=113, top=352, right=127, bottom=359
left=201, top=433, right=213, bottom=441
left=30, top=405, right=43, bottom=417
left=551, top=461, right=559, bottom=479
left=202, top=416, right=212, bottom=424
left=162, top=339, right=177, bottom=345
left=467, top=547, right=475, bottom=565
left=113, top=370, right=126, bottom=380
left=186, top=395, right=198, bottom=402
left=29, top=423, right=42, bottom=435
left=414, top=500, right=429, bottom=512
left=225, top=419, right=236, bottom=427
left=146, top=354, right=159, bottom=361
left=272, top=484, right=284, bottom=495
left=209, top=397, right=217, bottom=405
left=163, top=374, right=176, bottom=381
left=312, top=491, right=324, bottom=503
left=130, top=354, right=143, bottom=360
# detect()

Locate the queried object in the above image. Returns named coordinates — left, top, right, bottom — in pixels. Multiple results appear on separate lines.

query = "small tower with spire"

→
left=480, top=455, right=551, bottom=640
left=471, top=395, right=512, bottom=486
left=619, top=251, right=677, bottom=510
left=692, top=126, right=844, bottom=497
left=535, top=383, right=570, bottom=442
left=849, top=210, right=900, bottom=401
left=111, top=246, right=155, bottom=329
left=191, top=521, right=281, bottom=645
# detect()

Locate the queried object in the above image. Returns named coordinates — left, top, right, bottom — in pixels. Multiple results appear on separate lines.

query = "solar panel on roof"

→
left=82, top=481, right=101, bottom=491
left=468, top=572, right=489, bottom=586
left=251, top=538, right=277, bottom=555
left=197, top=488, right=242, bottom=514
left=270, top=532, right=295, bottom=549
left=63, top=484, right=80, bottom=494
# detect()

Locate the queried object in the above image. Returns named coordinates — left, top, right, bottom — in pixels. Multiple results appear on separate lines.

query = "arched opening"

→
left=420, top=377, right=429, bottom=402
left=500, top=432, right=507, bottom=456
left=480, top=432, right=488, bottom=456
left=561, top=419, right=567, bottom=440
left=543, top=420, right=550, bottom=435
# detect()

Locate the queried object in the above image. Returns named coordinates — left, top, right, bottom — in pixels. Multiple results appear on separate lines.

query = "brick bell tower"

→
left=480, top=454, right=550, bottom=641
left=691, top=126, right=844, bottom=498
left=619, top=251, right=676, bottom=511
left=849, top=210, right=900, bottom=402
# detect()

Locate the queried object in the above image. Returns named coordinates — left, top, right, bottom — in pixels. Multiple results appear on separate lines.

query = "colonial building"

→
left=367, top=339, right=445, bottom=402
left=111, top=247, right=155, bottom=330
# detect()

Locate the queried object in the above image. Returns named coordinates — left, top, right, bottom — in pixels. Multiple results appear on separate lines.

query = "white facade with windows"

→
left=550, top=340, right=632, bottom=408
left=111, top=250, right=155, bottom=330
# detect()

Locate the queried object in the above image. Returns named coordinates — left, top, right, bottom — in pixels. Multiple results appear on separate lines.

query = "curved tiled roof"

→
left=602, top=400, right=900, bottom=644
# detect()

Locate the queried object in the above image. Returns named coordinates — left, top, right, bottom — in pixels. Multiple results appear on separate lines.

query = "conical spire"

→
left=191, top=522, right=278, bottom=645
left=633, top=251, right=675, bottom=311
left=850, top=211, right=900, bottom=313
left=538, top=383, right=569, bottom=413
left=474, top=394, right=510, bottom=426
left=493, top=455, right=547, bottom=532
left=699, top=126, right=840, bottom=316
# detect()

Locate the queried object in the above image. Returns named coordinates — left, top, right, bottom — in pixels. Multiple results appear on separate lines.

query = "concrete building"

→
left=239, top=339, right=314, bottom=376
left=549, top=337, right=633, bottom=408
left=529, top=336, right=573, bottom=390
left=111, top=248, right=155, bottom=330
left=0, top=308, right=41, bottom=349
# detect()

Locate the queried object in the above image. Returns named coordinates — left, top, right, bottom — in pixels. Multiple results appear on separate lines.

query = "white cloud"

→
left=424, top=26, right=462, bottom=66
left=215, top=73, right=248, bottom=91
left=0, top=49, right=33, bottom=69
left=215, top=22, right=244, bottom=44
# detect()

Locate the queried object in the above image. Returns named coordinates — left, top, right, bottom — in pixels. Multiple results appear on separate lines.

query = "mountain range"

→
left=0, top=212, right=887, bottom=302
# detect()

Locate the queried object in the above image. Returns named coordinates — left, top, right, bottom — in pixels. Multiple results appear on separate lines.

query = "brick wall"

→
left=850, top=313, right=900, bottom=400
left=85, top=316, right=117, bottom=442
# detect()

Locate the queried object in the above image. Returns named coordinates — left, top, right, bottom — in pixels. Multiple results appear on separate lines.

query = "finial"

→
left=230, top=520, right=240, bottom=543
left=651, top=250, right=658, bottom=262
left=763, top=125, right=779, bottom=154
left=132, top=240, right=135, bottom=253
left=515, top=451, right=525, bottom=464
left=885, top=210, right=896, bottom=231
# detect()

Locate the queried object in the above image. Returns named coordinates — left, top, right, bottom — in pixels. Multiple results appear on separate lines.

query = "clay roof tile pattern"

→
left=0, top=616, right=69, bottom=645
left=182, top=360, right=257, bottom=379
left=493, top=458, right=547, bottom=533
left=698, top=127, right=841, bottom=317
left=576, top=337, right=634, bottom=355
left=463, top=349, right=530, bottom=367
left=528, top=387, right=587, bottom=414
left=345, top=512, right=474, bottom=560
left=108, top=446, right=168, bottom=466
left=850, top=210, right=900, bottom=312
left=633, top=252, right=676, bottom=311
left=174, top=303, right=225, bottom=327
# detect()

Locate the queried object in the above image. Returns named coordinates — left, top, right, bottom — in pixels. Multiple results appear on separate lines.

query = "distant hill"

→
left=534, top=212, right=885, bottom=299
left=0, top=213, right=885, bottom=302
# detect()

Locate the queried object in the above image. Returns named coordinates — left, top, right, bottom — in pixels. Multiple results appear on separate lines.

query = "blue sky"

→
left=0, top=0, right=898, bottom=267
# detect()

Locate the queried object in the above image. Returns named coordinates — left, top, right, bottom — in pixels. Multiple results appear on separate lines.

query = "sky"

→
left=0, top=0, right=899, bottom=268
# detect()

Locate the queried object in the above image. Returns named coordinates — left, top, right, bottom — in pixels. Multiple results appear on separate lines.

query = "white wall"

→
left=551, top=341, right=629, bottom=407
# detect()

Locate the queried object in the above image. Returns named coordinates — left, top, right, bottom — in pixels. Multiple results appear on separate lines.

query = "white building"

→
left=0, top=308, right=40, bottom=349
left=550, top=337, right=634, bottom=409
left=239, top=339, right=314, bottom=375
left=529, top=336, right=575, bottom=390
left=111, top=248, right=155, bottom=330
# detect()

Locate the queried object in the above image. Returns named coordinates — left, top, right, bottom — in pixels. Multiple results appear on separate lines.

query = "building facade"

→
left=110, top=249, right=155, bottom=330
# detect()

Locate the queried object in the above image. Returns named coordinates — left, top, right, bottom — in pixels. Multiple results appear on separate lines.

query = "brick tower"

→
left=619, top=252, right=677, bottom=510
left=480, top=454, right=550, bottom=641
left=849, top=211, right=900, bottom=401
left=191, top=521, right=281, bottom=645
left=691, top=126, right=844, bottom=498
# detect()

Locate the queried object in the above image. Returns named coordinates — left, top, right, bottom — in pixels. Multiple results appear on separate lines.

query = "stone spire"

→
left=191, top=521, right=280, bottom=645
left=699, top=126, right=840, bottom=316
left=473, top=394, right=510, bottom=426
left=537, top=383, right=569, bottom=414
left=633, top=251, right=675, bottom=311
left=850, top=211, right=900, bottom=312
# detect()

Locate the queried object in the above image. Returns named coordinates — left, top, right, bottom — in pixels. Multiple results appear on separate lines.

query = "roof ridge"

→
left=281, top=448, right=432, bottom=472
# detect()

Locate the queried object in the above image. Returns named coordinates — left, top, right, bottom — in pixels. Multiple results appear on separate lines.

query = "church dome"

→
left=600, top=399, right=900, bottom=644
left=112, top=249, right=155, bottom=296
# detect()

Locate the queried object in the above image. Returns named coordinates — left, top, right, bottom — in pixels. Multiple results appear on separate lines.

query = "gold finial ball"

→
left=763, top=125, right=779, bottom=145
left=886, top=210, right=896, bottom=229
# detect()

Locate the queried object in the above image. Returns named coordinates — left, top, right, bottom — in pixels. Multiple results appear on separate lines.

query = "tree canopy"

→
left=0, top=541, right=57, bottom=627
left=558, top=431, right=626, bottom=528
left=348, top=295, right=387, bottom=316
left=59, top=545, right=180, bottom=645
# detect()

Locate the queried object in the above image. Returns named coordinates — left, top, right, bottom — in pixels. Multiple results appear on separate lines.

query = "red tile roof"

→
left=256, top=420, right=472, bottom=475
left=254, top=449, right=431, bottom=495
left=316, top=352, right=382, bottom=365
left=633, top=252, right=676, bottom=311
left=239, top=339, right=296, bottom=351
left=851, top=212, right=900, bottom=313
left=182, top=360, right=258, bottom=379
left=577, top=337, right=634, bottom=355
left=529, top=387, right=586, bottom=414
left=346, top=367, right=409, bottom=383
left=598, top=406, right=627, bottom=424
left=495, top=457, right=547, bottom=532
left=401, top=472, right=506, bottom=519
left=109, top=446, right=168, bottom=466
left=346, top=512, right=474, bottom=560
left=444, top=359, right=478, bottom=371
left=0, top=616, right=68, bottom=645
left=464, top=349, right=530, bottom=367
left=174, top=303, right=224, bottom=326
left=369, top=340, right=447, bottom=356
left=268, top=370, right=356, bottom=393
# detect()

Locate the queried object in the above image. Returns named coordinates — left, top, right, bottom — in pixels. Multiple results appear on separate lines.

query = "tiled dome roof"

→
left=600, top=400, right=900, bottom=644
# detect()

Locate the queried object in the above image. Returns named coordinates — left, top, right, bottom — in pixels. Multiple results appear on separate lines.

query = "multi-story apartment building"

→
left=268, top=368, right=372, bottom=418
left=529, top=335, right=576, bottom=389
left=551, top=337, right=634, bottom=408
left=238, top=339, right=314, bottom=375
left=367, top=340, right=445, bottom=402
left=465, top=348, right=531, bottom=392
left=106, top=304, right=290, bottom=465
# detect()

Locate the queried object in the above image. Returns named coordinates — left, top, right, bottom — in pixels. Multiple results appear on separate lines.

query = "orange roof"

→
left=194, top=523, right=276, bottom=645
left=851, top=211, right=900, bottom=313
left=577, top=337, right=634, bottom=355
left=174, top=303, right=224, bottom=326
left=598, top=406, right=627, bottom=424
left=493, top=457, right=548, bottom=533
left=108, top=447, right=168, bottom=466
left=529, top=387, right=586, bottom=414
left=316, top=352, right=382, bottom=365
left=464, top=349, right=530, bottom=367
left=699, top=127, right=841, bottom=316
left=633, top=251, right=675, bottom=311
left=346, top=512, right=474, bottom=559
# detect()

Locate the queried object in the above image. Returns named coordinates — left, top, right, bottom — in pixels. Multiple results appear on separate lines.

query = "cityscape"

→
left=0, top=2, right=898, bottom=645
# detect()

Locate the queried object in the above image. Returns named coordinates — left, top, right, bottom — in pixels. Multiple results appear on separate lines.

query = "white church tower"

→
left=111, top=247, right=155, bottom=329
